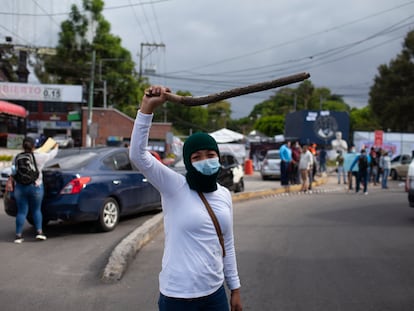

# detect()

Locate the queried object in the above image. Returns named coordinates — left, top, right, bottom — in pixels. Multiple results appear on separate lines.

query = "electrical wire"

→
left=0, top=0, right=173, bottom=17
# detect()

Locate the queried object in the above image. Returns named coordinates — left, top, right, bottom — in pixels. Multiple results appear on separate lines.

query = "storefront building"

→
left=0, top=82, right=83, bottom=147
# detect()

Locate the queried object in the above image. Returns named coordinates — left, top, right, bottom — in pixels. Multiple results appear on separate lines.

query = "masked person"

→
left=129, top=86, right=242, bottom=311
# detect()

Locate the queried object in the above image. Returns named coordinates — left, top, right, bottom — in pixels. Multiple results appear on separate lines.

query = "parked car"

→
left=171, top=152, right=245, bottom=193
left=406, top=160, right=414, bottom=207
left=218, top=152, right=245, bottom=193
left=0, top=166, right=12, bottom=196
left=390, top=154, right=412, bottom=180
left=260, top=149, right=281, bottom=180
left=4, top=147, right=161, bottom=231
left=53, top=134, right=74, bottom=148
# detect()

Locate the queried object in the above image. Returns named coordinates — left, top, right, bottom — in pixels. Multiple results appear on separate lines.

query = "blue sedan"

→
left=4, top=148, right=161, bottom=231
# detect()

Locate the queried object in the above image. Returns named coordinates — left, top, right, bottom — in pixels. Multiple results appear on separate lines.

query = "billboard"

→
left=0, top=82, right=82, bottom=102
left=285, top=110, right=350, bottom=146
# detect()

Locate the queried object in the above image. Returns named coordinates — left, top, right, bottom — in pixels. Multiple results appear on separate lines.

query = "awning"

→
left=0, top=100, right=27, bottom=118
left=209, top=128, right=245, bottom=143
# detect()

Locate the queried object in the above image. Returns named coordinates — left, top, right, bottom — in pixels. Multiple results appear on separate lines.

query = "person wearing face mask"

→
left=129, top=86, right=242, bottom=311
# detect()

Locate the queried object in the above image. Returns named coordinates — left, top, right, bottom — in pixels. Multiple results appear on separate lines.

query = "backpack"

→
left=13, top=152, right=39, bottom=185
left=358, top=155, right=368, bottom=171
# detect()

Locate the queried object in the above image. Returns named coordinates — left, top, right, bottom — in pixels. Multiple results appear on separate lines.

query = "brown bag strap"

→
left=197, top=191, right=226, bottom=257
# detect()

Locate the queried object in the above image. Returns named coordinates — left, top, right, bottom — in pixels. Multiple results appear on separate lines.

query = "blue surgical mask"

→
left=192, top=158, right=221, bottom=175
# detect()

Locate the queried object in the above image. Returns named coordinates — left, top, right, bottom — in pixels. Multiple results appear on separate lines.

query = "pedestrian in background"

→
left=343, top=146, right=358, bottom=192
left=299, top=144, right=313, bottom=192
left=351, top=148, right=370, bottom=194
left=369, top=147, right=379, bottom=186
left=12, top=137, right=58, bottom=244
left=280, top=140, right=292, bottom=192
left=380, top=150, right=391, bottom=189
left=318, top=146, right=327, bottom=175
left=129, top=85, right=242, bottom=311
left=290, top=141, right=301, bottom=185
left=336, top=150, right=347, bottom=184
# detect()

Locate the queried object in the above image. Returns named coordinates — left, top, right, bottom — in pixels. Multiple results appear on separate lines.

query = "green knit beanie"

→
left=183, top=132, right=220, bottom=192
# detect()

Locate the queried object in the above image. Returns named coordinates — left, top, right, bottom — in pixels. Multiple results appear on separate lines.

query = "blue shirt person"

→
left=279, top=141, right=292, bottom=187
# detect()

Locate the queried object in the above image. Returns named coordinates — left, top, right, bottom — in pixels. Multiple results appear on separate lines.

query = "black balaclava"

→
left=183, top=132, right=220, bottom=193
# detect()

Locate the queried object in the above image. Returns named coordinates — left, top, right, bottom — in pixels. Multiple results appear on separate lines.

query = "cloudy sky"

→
left=1, top=0, right=413, bottom=118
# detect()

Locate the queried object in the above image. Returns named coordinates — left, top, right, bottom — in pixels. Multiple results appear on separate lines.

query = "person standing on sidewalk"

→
left=379, top=150, right=391, bottom=189
left=12, top=137, right=58, bottom=243
left=129, top=86, right=242, bottom=311
left=279, top=141, right=292, bottom=191
left=335, top=150, right=347, bottom=184
left=351, top=148, right=370, bottom=194
left=343, top=146, right=358, bottom=192
left=299, top=145, right=313, bottom=192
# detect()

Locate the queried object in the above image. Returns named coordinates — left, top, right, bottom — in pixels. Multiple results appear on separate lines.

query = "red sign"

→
left=374, top=130, right=383, bottom=147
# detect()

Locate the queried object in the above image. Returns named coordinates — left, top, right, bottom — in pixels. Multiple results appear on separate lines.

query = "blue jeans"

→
left=158, top=285, right=229, bottom=311
left=337, top=166, right=347, bottom=183
left=14, top=183, right=44, bottom=235
left=382, top=168, right=389, bottom=188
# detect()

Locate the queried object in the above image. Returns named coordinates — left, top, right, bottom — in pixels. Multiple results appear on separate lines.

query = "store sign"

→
left=0, top=82, right=82, bottom=102
left=374, top=130, right=383, bottom=147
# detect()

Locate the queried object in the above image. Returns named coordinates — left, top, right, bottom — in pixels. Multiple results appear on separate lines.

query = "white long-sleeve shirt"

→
left=129, top=111, right=241, bottom=298
left=299, top=150, right=313, bottom=170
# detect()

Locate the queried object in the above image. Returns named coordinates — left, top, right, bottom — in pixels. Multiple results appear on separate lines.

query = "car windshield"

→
left=267, top=152, right=280, bottom=159
left=45, top=152, right=98, bottom=169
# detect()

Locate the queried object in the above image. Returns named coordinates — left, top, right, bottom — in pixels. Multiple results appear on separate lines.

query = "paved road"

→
left=0, top=172, right=408, bottom=310
left=121, top=177, right=413, bottom=310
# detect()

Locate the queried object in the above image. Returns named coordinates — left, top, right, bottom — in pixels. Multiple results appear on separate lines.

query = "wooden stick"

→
left=162, top=72, right=310, bottom=106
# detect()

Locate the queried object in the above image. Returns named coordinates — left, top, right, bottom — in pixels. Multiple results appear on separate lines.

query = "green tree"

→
left=33, top=0, right=145, bottom=117
left=349, top=106, right=381, bottom=132
left=246, top=81, right=351, bottom=138
left=254, top=115, right=285, bottom=137
left=158, top=90, right=209, bottom=135
left=206, top=101, right=232, bottom=131
left=369, top=30, right=414, bottom=132
left=0, top=45, right=18, bottom=81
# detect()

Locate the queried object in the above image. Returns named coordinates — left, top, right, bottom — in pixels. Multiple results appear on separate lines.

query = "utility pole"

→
left=86, top=49, right=96, bottom=147
left=138, top=42, right=165, bottom=79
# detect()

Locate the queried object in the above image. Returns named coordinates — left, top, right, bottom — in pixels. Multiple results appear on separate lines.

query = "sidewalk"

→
left=101, top=171, right=333, bottom=282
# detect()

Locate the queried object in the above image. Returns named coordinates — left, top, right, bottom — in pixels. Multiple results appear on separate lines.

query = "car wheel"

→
left=234, top=178, right=244, bottom=193
left=261, top=175, right=268, bottom=180
left=98, top=198, right=120, bottom=232
left=390, top=169, right=398, bottom=180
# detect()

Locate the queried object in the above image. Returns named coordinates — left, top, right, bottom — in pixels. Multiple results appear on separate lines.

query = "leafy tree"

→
left=369, top=30, right=414, bottom=132
left=254, top=115, right=285, bottom=137
left=206, top=101, right=232, bottom=131
left=157, top=90, right=209, bottom=135
left=349, top=106, right=381, bottom=132
left=32, top=0, right=145, bottom=117
left=0, top=45, right=18, bottom=81
left=247, top=81, right=351, bottom=138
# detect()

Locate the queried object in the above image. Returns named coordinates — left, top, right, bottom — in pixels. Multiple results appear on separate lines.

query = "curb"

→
left=101, top=177, right=328, bottom=283
left=101, top=212, right=164, bottom=282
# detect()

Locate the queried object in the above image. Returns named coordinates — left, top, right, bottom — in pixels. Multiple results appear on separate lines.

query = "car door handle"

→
left=113, top=180, right=121, bottom=185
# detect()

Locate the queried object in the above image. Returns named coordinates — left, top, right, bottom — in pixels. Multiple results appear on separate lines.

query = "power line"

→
left=166, top=1, right=414, bottom=74
left=0, top=0, right=173, bottom=17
